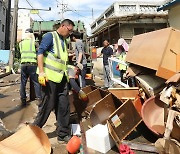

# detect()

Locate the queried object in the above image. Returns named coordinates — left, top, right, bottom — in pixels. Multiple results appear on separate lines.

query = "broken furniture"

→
left=109, top=87, right=143, bottom=115
left=73, top=86, right=122, bottom=126
left=135, top=74, right=166, bottom=97
left=107, top=100, right=142, bottom=148
left=155, top=109, right=180, bottom=154
left=73, top=85, right=165, bottom=153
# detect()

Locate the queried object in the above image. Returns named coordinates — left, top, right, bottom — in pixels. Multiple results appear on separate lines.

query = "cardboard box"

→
left=126, top=27, right=180, bottom=79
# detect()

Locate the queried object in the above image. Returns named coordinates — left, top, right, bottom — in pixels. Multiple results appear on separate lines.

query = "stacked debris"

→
left=70, top=27, right=180, bottom=153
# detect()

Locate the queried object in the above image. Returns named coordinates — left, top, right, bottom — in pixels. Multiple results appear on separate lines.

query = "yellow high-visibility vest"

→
left=43, top=31, right=68, bottom=83
left=119, top=52, right=127, bottom=71
left=19, top=39, right=37, bottom=63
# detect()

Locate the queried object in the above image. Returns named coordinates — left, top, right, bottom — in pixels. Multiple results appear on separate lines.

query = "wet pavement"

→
left=0, top=74, right=106, bottom=154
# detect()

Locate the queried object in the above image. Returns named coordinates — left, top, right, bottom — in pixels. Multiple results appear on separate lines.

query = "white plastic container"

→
left=86, top=124, right=115, bottom=153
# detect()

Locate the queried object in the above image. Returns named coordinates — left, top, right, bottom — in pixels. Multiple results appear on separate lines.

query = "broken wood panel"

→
left=86, top=88, right=103, bottom=106
left=108, top=87, right=139, bottom=100
left=156, top=28, right=180, bottom=79
left=126, top=27, right=172, bottom=70
left=82, top=86, right=97, bottom=95
left=73, top=88, right=103, bottom=117
left=89, top=93, right=117, bottom=126
left=107, top=100, right=142, bottom=145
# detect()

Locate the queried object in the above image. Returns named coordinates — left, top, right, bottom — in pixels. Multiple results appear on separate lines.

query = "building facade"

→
left=158, top=0, right=180, bottom=30
left=17, top=12, right=33, bottom=42
left=0, top=0, right=13, bottom=50
left=0, top=0, right=7, bottom=49
left=90, top=1, right=168, bottom=47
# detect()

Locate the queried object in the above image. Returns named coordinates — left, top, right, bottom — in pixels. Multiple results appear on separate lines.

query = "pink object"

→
left=119, top=144, right=135, bottom=154
left=117, top=38, right=129, bottom=52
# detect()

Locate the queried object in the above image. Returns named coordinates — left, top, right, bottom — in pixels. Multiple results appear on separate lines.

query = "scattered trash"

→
left=86, top=124, right=114, bottom=153
left=71, top=124, right=81, bottom=136
left=119, top=144, right=135, bottom=154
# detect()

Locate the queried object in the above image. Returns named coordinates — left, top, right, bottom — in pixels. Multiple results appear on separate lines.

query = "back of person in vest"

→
left=19, top=29, right=41, bottom=106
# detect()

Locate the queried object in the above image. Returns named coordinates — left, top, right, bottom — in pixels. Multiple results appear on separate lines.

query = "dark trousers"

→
left=120, top=70, right=126, bottom=83
left=20, top=65, right=41, bottom=99
left=33, top=76, right=70, bottom=138
left=79, top=64, right=87, bottom=88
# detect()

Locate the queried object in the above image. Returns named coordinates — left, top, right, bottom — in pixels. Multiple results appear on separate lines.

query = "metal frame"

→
left=108, top=57, right=129, bottom=88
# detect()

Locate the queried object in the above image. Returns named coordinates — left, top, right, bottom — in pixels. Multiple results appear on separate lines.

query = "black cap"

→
left=25, top=28, right=33, bottom=33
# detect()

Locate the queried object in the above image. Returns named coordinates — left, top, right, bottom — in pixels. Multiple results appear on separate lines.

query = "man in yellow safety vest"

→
left=33, top=19, right=74, bottom=143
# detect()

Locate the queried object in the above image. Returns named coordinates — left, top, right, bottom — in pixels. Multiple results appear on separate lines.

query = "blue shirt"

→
left=101, top=46, right=113, bottom=65
left=37, top=32, right=65, bottom=55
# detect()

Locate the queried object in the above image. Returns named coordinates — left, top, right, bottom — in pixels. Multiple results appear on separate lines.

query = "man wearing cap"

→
left=97, top=39, right=113, bottom=89
left=19, top=28, right=41, bottom=106
left=33, top=19, right=74, bottom=143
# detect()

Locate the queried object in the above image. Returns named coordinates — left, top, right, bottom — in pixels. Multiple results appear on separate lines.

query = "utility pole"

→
left=92, top=8, right=94, bottom=20
left=5, top=0, right=11, bottom=49
left=9, top=0, right=19, bottom=68
left=57, top=0, right=68, bottom=19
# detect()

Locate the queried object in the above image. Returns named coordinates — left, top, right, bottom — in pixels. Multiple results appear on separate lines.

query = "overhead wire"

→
left=25, top=0, right=44, bottom=21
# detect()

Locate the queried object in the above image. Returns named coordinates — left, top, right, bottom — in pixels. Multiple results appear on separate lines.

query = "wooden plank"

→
left=73, top=88, right=103, bottom=117
left=89, top=94, right=120, bottom=126
left=82, top=86, right=97, bottom=95
left=87, top=89, right=102, bottom=107
left=107, top=100, right=142, bottom=145
left=108, top=87, right=139, bottom=100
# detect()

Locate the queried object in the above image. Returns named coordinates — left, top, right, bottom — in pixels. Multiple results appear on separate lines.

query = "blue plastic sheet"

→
left=0, top=50, right=10, bottom=64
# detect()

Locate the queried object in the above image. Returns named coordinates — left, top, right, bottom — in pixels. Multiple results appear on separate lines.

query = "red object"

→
left=116, top=65, right=119, bottom=70
left=66, top=136, right=81, bottom=154
left=119, top=144, right=135, bottom=154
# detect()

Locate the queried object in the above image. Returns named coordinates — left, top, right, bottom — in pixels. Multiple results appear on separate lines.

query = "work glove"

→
left=38, top=72, right=48, bottom=86
left=76, top=63, right=83, bottom=70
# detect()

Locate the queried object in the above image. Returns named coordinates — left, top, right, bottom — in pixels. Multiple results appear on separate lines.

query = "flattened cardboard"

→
left=126, top=27, right=180, bottom=79
left=0, top=125, right=51, bottom=154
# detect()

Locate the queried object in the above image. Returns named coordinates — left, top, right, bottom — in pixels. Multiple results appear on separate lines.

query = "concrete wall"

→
left=168, top=5, right=180, bottom=30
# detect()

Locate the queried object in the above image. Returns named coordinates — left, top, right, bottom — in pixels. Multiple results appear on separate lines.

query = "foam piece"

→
left=86, top=124, right=114, bottom=153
